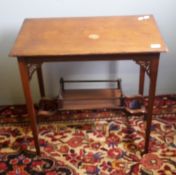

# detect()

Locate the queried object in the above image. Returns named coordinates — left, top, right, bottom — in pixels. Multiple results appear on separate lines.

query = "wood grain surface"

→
left=10, top=15, right=168, bottom=57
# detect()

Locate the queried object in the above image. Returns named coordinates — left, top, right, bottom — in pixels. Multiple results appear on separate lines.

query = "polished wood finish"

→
left=59, top=89, right=122, bottom=110
left=10, top=15, right=168, bottom=155
left=18, top=58, right=40, bottom=155
left=145, top=57, right=159, bottom=153
left=58, top=78, right=123, bottom=110
left=61, top=89, right=121, bottom=100
left=10, top=15, right=167, bottom=57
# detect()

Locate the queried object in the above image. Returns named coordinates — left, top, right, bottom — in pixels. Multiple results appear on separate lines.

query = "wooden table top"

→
left=10, top=15, right=168, bottom=57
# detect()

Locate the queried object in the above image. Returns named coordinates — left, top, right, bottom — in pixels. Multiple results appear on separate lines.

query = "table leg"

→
left=18, top=58, right=41, bottom=155
left=37, top=64, right=45, bottom=97
left=144, top=57, right=159, bottom=153
left=139, top=66, right=145, bottom=95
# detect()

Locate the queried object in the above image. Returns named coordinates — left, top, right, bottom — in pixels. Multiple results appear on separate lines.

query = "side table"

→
left=9, top=15, right=168, bottom=155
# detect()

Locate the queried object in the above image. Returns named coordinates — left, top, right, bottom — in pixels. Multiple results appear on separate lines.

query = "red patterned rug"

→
left=0, top=95, right=176, bottom=174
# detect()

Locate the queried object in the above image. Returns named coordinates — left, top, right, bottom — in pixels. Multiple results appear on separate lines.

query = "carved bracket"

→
left=27, top=63, right=41, bottom=80
left=135, top=60, right=151, bottom=78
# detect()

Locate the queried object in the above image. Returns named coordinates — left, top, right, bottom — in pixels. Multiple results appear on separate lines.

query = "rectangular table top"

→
left=10, top=15, right=168, bottom=57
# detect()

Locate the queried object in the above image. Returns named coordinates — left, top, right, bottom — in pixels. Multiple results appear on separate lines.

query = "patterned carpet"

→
left=0, top=95, right=176, bottom=174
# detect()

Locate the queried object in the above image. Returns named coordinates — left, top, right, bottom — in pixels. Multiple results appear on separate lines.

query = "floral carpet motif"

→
left=0, top=150, right=76, bottom=175
left=0, top=95, right=176, bottom=174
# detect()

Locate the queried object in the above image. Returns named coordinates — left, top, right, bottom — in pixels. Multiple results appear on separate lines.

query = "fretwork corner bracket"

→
left=134, top=60, right=151, bottom=78
left=27, top=63, right=42, bottom=80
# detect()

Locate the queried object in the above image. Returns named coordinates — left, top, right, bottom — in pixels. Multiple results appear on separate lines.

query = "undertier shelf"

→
left=58, top=89, right=122, bottom=110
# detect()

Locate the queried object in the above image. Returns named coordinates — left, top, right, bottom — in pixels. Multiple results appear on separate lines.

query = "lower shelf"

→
left=58, top=89, right=122, bottom=110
